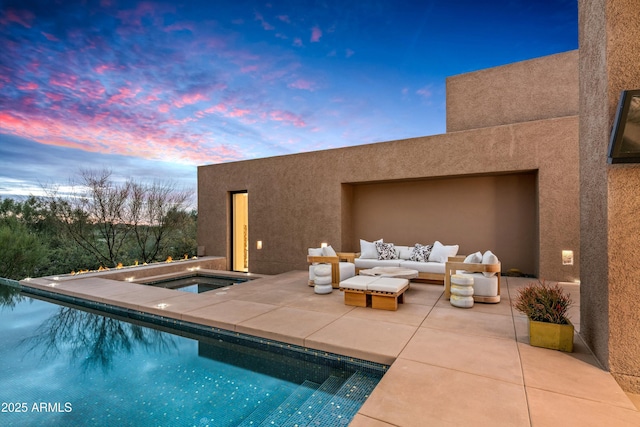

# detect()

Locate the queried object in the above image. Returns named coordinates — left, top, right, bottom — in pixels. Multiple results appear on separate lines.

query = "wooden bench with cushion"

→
left=339, top=275, right=410, bottom=311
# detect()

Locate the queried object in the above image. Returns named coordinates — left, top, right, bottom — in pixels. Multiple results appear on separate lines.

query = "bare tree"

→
left=46, top=169, right=192, bottom=267
left=128, top=180, right=191, bottom=263
left=47, top=169, right=133, bottom=267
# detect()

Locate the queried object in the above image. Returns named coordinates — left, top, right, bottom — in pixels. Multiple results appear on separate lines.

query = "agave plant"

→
left=513, top=280, right=573, bottom=324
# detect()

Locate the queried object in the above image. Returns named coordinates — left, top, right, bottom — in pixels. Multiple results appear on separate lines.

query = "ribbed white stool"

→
left=313, top=264, right=332, bottom=294
left=450, top=274, right=474, bottom=308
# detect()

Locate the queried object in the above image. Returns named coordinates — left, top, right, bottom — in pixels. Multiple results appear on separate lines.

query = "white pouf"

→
left=450, top=274, right=474, bottom=308
left=313, top=264, right=332, bottom=294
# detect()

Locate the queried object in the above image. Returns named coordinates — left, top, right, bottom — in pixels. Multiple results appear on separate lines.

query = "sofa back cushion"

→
left=360, top=238, right=382, bottom=259
left=322, top=245, right=338, bottom=257
left=428, top=241, right=459, bottom=263
left=482, top=250, right=500, bottom=277
left=396, top=246, right=413, bottom=260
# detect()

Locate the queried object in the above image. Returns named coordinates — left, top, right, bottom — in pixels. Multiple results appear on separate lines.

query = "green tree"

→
left=0, top=218, right=48, bottom=280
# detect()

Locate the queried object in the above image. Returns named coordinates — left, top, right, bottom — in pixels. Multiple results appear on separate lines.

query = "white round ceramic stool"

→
left=313, top=264, right=332, bottom=294
left=450, top=274, right=474, bottom=308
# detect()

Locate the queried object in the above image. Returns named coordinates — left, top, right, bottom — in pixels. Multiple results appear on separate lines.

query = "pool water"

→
left=0, top=283, right=384, bottom=426
left=144, top=274, right=250, bottom=294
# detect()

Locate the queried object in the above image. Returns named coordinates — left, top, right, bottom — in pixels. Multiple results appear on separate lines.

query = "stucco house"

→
left=198, top=0, right=640, bottom=394
left=198, top=50, right=580, bottom=283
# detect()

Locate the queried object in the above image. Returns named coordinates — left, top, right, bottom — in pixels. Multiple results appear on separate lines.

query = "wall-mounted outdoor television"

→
left=608, top=89, right=640, bottom=164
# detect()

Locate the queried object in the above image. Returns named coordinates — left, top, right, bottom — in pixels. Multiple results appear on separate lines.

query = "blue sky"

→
left=0, top=0, right=578, bottom=202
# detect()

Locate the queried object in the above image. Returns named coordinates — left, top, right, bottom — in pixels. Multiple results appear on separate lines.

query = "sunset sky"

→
left=0, top=0, right=578, bottom=203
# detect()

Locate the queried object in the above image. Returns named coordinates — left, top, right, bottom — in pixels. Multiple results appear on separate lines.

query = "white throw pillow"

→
left=322, top=245, right=337, bottom=257
left=482, top=250, right=499, bottom=277
left=360, top=239, right=382, bottom=259
left=463, top=251, right=483, bottom=264
left=308, top=247, right=323, bottom=256
left=428, top=240, right=460, bottom=263
left=462, top=251, right=483, bottom=273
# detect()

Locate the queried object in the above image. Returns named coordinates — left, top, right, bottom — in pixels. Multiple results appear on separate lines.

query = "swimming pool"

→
left=143, top=274, right=251, bottom=294
left=0, top=281, right=385, bottom=426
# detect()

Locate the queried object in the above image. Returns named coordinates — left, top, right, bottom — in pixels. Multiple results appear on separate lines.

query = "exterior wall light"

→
left=256, top=240, right=263, bottom=250
left=321, top=242, right=328, bottom=248
left=562, top=250, right=574, bottom=266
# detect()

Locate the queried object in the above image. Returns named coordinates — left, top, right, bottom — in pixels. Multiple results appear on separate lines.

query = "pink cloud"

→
left=277, top=15, right=290, bottom=23
left=288, top=79, right=316, bottom=91
left=164, top=22, right=194, bottom=32
left=158, top=104, right=170, bottom=113
left=417, top=86, right=432, bottom=98
left=269, top=110, right=306, bottom=127
left=49, top=74, right=78, bottom=91
left=173, top=93, right=207, bottom=108
left=293, top=38, right=303, bottom=47
left=18, top=82, right=38, bottom=90
left=1, top=109, right=238, bottom=165
left=42, top=32, right=59, bottom=42
left=310, top=26, right=322, bottom=42
left=45, top=92, right=64, bottom=102
left=0, top=9, right=35, bottom=28
left=94, top=64, right=116, bottom=74
left=345, top=48, right=355, bottom=58
left=204, top=104, right=228, bottom=114
left=254, top=11, right=274, bottom=31
left=241, top=64, right=259, bottom=73
left=229, top=108, right=250, bottom=117
left=107, top=87, right=141, bottom=105
left=117, top=2, right=168, bottom=27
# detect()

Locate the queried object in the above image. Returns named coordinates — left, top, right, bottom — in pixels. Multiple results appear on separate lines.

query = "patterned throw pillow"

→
left=410, top=243, right=433, bottom=262
left=375, top=241, right=398, bottom=260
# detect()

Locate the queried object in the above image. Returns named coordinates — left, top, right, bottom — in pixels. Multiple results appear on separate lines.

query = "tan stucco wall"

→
left=199, top=113, right=579, bottom=281
left=579, top=0, right=640, bottom=392
left=349, top=174, right=538, bottom=276
left=447, top=50, right=579, bottom=132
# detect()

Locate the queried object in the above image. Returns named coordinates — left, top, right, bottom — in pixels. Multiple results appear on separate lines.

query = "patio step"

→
left=280, top=375, right=345, bottom=427
left=253, top=380, right=321, bottom=426
left=306, top=371, right=380, bottom=426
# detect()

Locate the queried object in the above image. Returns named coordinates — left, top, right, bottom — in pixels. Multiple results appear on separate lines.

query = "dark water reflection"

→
left=20, top=303, right=178, bottom=372
left=0, top=281, right=24, bottom=308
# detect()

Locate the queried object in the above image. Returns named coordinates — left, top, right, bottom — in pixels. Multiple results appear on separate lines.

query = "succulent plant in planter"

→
left=514, top=280, right=574, bottom=352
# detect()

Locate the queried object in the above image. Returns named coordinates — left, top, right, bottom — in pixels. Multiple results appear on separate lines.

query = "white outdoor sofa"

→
left=353, top=239, right=463, bottom=283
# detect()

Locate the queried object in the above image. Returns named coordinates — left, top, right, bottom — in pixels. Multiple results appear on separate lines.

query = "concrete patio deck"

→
left=20, top=270, right=640, bottom=426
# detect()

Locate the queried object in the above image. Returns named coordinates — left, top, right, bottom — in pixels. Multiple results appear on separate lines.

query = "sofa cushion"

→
left=367, top=277, right=409, bottom=293
left=428, top=241, right=459, bottom=263
left=322, top=245, right=337, bottom=257
left=338, top=261, right=356, bottom=281
left=462, top=251, right=483, bottom=273
left=376, top=241, right=398, bottom=260
left=482, top=250, right=499, bottom=277
left=463, top=273, right=499, bottom=297
left=360, top=239, right=382, bottom=259
left=339, top=275, right=378, bottom=291
left=355, top=258, right=402, bottom=269
left=464, top=251, right=482, bottom=264
left=410, top=243, right=432, bottom=262
left=400, top=260, right=446, bottom=274
left=308, top=247, right=323, bottom=256
left=396, top=245, right=412, bottom=260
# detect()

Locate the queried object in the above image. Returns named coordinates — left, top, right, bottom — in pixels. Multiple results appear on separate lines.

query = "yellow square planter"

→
left=528, top=319, right=574, bottom=352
